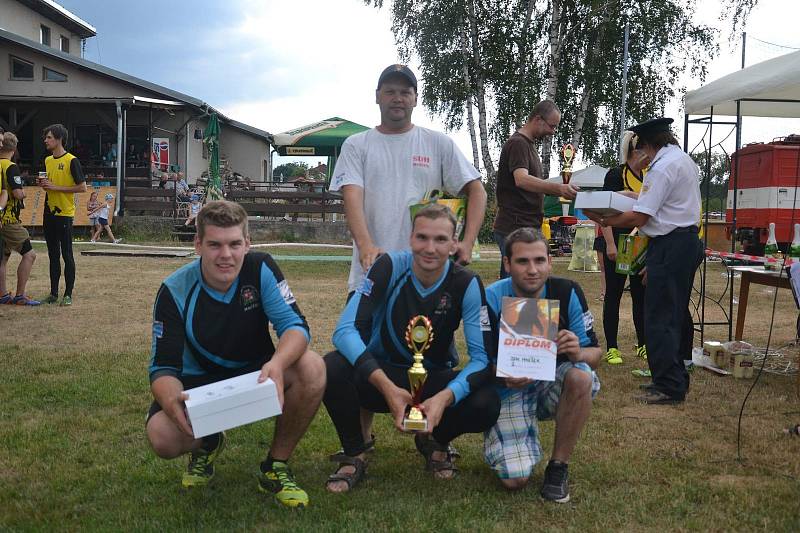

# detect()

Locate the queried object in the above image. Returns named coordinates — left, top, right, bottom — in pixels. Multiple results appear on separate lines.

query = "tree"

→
left=369, top=0, right=757, bottom=179
left=692, top=151, right=730, bottom=212
left=273, top=161, right=309, bottom=182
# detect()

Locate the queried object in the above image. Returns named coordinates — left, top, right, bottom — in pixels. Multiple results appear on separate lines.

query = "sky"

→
left=56, top=0, right=800, bottom=173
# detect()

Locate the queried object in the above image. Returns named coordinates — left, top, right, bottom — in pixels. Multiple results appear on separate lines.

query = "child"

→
left=184, top=194, right=202, bottom=226
left=96, top=193, right=122, bottom=244
left=87, top=190, right=101, bottom=242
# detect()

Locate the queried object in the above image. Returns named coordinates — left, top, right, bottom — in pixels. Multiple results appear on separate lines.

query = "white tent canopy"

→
left=547, top=164, right=609, bottom=189
left=684, top=50, right=800, bottom=118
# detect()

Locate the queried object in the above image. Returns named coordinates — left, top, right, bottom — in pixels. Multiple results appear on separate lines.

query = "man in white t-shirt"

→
left=330, top=64, right=487, bottom=293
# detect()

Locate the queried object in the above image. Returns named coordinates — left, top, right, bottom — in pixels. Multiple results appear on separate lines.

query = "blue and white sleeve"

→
left=332, top=254, right=393, bottom=379
left=259, top=257, right=310, bottom=342
left=447, top=277, right=492, bottom=404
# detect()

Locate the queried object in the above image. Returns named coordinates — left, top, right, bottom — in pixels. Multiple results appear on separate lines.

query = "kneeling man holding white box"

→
left=146, top=200, right=325, bottom=509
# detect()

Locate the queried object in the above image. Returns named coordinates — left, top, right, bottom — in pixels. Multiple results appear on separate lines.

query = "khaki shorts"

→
left=1, top=223, right=32, bottom=257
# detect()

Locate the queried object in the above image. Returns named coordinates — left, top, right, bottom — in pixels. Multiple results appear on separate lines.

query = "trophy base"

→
left=403, top=405, right=428, bottom=432
left=403, top=417, right=428, bottom=432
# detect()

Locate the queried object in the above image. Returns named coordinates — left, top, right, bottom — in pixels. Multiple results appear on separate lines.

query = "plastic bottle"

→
left=763, top=222, right=780, bottom=271
left=789, top=223, right=800, bottom=260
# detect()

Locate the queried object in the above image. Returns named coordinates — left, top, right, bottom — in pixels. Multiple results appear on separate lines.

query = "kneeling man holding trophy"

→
left=323, top=203, right=500, bottom=492
left=484, top=227, right=601, bottom=503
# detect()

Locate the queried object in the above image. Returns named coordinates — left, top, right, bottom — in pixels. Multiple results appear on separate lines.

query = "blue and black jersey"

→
left=149, top=252, right=310, bottom=387
left=485, top=276, right=598, bottom=366
left=332, top=250, right=492, bottom=404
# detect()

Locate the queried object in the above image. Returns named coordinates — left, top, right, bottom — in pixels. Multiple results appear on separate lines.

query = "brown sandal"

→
left=414, top=434, right=459, bottom=478
left=326, top=453, right=367, bottom=492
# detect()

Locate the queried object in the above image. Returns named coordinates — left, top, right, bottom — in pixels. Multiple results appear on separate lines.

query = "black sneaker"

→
left=541, top=460, right=570, bottom=503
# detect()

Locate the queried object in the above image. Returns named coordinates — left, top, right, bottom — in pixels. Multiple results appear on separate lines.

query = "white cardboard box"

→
left=574, top=191, right=636, bottom=216
left=185, top=371, right=281, bottom=438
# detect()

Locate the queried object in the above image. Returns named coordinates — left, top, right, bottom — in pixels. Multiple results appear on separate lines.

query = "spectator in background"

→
left=184, top=194, right=202, bottom=226
left=102, top=142, right=117, bottom=167
left=73, top=139, right=91, bottom=163
left=41, top=123, right=87, bottom=306
left=0, top=131, right=41, bottom=305
left=87, top=190, right=101, bottom=241
left=176, top=171, right=191, bottom=202
left=93, top=193, right=121, bottom=244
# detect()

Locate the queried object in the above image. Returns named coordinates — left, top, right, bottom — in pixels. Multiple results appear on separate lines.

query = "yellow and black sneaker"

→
left=604, top=348, right=623, bottom=365
left=182, top=432, right=226, bottom=488
left=636, top=345, right=648, bottom=360
left=258, top=460, right=309, bottom=509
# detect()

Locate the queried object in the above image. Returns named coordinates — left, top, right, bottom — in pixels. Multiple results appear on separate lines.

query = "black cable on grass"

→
left=736, top=139, right=800, bottom=461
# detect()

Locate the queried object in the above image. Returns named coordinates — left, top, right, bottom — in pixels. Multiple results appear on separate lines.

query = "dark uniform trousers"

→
left=323, top=350, right=500, bottom=457
left=644, top=227, right=703, bottom=400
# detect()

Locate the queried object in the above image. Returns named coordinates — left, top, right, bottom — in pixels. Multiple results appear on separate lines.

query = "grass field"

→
left=1, top=243, right=799, bottom=532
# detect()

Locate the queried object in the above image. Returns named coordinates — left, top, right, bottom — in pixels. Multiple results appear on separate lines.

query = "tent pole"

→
left=700, top=106, right=714, bottom=346
left=729, top=99, right=742, bottom=341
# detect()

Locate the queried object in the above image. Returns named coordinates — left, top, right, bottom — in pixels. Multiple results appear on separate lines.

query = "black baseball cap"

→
left=377, top=64, right=417, bottom=90
left=630, top=117, right=674, bottom=138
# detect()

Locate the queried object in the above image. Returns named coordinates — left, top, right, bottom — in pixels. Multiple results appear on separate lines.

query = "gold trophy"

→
left=559, top=143, right=575, bottom=216
left=403, top=315, right=434, bottom=432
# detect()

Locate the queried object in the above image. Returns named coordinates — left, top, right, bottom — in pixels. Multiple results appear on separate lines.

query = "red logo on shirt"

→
left=412, top=155, right=431, bottom=168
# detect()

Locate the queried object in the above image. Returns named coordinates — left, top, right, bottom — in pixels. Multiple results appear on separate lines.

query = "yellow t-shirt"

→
left=44, top=152, right=79, bottom=217
left=1, top=158, right=24, bottom=224
left=622, top=164, right=644, bottom=193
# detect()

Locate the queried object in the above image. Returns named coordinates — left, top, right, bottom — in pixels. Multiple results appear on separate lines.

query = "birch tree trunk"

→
left=571, top=18, right=607, bottom=147
left=515, top=0, right=538, bottom=129
left=460, top=26, right=480, bottom=170
left=466, top=0, right=496, bottom=182
left=541, top=0, right=563, bottom=178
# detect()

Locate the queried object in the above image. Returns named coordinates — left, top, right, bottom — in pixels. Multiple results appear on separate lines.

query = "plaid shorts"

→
left=483, top=361, right=600, bottom=480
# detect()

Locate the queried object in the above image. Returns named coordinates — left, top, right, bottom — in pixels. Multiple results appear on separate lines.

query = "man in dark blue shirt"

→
left=324, top=204, right=499, bottom=492
left=147, top=201, right=325, bottom=509
left=484, top=227, right=601, bottom=503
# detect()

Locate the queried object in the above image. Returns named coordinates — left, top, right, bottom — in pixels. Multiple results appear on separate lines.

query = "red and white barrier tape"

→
left=704, top=248, right=796, bottom=266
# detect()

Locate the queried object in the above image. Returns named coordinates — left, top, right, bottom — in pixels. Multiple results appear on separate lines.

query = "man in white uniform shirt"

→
left=587, top=117, right=702, bottom=405
left=330, top=64, right=487, bottom=294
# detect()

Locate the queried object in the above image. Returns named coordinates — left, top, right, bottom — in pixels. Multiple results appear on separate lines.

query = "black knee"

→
left=463, top=385, right=501, bottom=431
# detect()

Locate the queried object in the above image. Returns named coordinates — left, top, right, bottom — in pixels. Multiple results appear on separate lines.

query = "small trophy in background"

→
left=403, top=315, right=434, bottom=431
left=560, top=143, right=575, bottom=217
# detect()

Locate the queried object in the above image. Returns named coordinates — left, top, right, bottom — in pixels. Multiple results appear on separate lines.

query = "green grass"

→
left=0, top=248, right=798, bottom=531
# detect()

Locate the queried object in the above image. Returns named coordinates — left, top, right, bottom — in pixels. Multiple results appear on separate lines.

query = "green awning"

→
left=272, top=117, right=369, bottom=157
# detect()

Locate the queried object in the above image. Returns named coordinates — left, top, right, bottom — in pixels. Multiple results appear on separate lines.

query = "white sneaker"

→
left=90, top=239, right=96, bottom=243
left=113, top=239, right=122, bottom=244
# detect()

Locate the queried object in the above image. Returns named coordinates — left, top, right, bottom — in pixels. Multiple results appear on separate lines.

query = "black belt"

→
left=671, top=225, right=699, bottom=234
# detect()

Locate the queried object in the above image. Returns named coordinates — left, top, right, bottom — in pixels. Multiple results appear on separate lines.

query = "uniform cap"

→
left=377, top=64, right=417, bottom=90
left=629, top=117, right=674, bottom=138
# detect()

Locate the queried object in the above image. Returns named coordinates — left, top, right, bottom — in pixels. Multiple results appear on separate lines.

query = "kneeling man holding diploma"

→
left=484, top=227, right=601, bottom=503
left=146, top=200, right=325, bottom=509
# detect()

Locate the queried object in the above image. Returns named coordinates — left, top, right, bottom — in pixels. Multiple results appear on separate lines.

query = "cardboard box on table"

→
left=185, top=371, right=281, bottom=438
left=574, top=191, right=636, bottom=216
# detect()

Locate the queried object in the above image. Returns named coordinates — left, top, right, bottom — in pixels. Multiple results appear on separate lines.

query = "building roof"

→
left=17, top=0, right=97, bottom=38
left=0, top=27, right=271, bottom=140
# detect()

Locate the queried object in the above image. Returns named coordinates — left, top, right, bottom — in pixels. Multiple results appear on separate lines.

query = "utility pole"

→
left=619, top=19, right=630, bottom=139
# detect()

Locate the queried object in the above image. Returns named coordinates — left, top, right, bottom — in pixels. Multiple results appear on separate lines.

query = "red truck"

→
left=727, top=137, right=800, bottom=254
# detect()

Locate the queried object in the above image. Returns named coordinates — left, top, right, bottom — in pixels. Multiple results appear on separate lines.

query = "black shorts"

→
left=593, top=236, right=605, bottom=253
left=98, top=217, right=109, bottom=226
